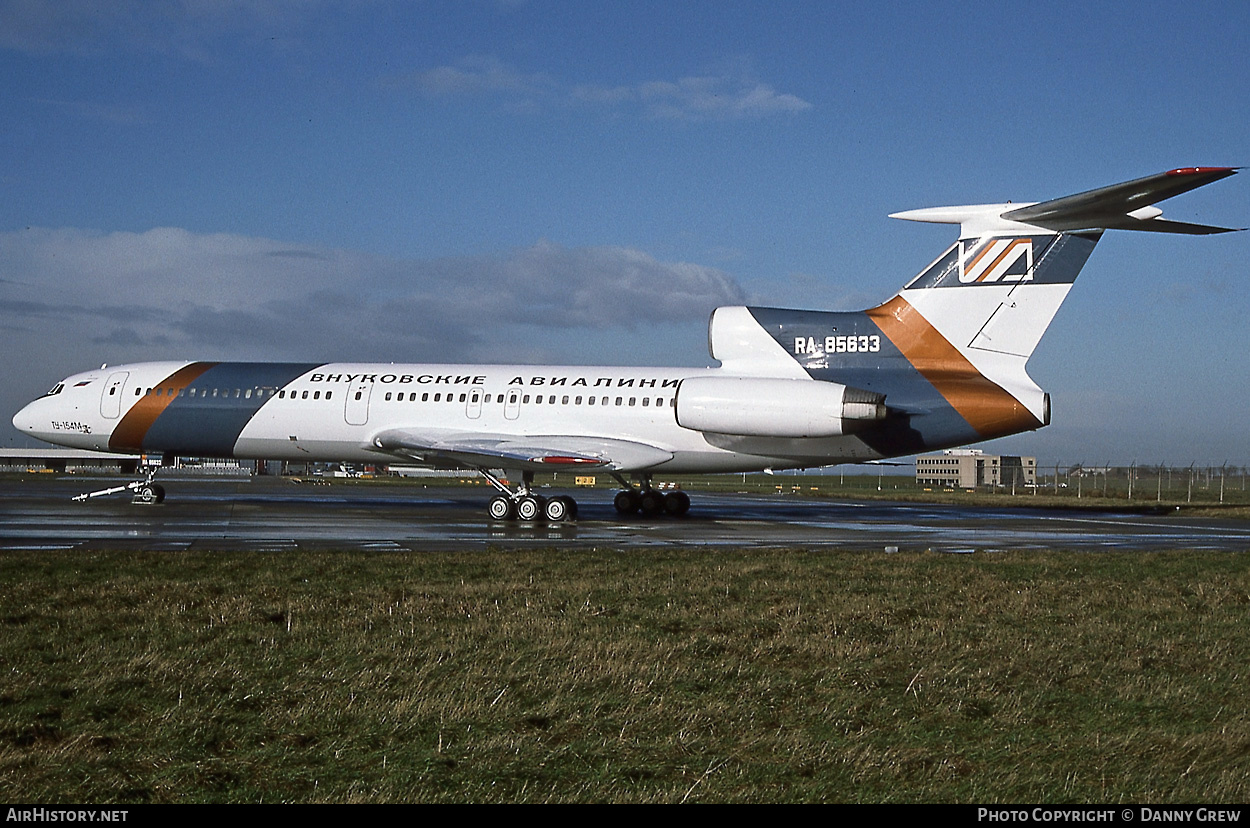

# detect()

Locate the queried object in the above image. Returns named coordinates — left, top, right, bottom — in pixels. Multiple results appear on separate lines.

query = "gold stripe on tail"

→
left=867, top=297, right=1042, bottom=439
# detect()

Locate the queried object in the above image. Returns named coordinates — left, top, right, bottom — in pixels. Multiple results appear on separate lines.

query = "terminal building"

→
left=0, top=448, right=251, bottom=475
left=915, top=450, right=1036, bottom=489
left=0, top=448, right=143, bottom=474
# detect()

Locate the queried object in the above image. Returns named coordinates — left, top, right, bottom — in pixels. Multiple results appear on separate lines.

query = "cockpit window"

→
left=43, top=383, right=65, bottom=397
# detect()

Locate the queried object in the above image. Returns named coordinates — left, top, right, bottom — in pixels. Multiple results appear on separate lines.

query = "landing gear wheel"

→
left=544, top=495, right=578, bottom=522
left=639, top=490, right=666, bottom=517
left=516, top=494, right=545, bottom=522
left=488, top=494, right=516, bottom=521
left=134, top=483, right=165, bottom=505
left=613, top=489, right=640, bottom=515
left=663, top=490, right=690, bottom=516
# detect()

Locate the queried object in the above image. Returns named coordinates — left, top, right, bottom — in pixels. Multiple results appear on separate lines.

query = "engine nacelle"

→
left=674, top=377, right=886, bottom=438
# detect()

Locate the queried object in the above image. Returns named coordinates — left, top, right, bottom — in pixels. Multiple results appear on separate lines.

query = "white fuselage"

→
left=13, top=360, right=885, bottom=474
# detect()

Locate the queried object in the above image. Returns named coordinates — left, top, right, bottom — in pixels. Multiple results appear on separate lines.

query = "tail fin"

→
left=870, top=167, right=1239, bottom=438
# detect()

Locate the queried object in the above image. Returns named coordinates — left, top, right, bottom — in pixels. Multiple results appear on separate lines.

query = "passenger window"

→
left=314, top=391, right=321, bottom=400
left=302, top=391, right=310, bottom=400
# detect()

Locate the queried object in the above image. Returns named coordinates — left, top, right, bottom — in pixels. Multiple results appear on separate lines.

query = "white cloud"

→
left=1, top=226, right=747, bottom=438
left=0, top=226, right=745, bottom=366
left=635, top=76, right=813, bottom=121
left=399, top=56, right=812, bottom=122
left=402, top=55, right=555, bottom=98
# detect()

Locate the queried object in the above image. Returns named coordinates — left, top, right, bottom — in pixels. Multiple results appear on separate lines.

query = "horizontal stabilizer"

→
left=892, top=167, right=1241, bottom=237
left=1002, top=167, right=1241, bottom=233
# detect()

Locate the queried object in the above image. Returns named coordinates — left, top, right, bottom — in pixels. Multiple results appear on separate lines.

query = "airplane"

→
left=11, top=167, right=1240, bottom=521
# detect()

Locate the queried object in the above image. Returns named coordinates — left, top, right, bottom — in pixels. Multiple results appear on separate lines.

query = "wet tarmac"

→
left=3, top=475, right=1249, bottom=553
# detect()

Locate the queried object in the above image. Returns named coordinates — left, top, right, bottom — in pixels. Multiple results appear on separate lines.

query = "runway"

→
left=2, top=474, right=1249, bottom=552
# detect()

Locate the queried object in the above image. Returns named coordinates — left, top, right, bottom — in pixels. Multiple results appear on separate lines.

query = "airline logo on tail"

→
left=959, top=237, right=1033, bottom=283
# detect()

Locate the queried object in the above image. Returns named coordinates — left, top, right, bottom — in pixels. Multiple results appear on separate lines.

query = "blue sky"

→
left=1, top=0, right=1247, bottom=465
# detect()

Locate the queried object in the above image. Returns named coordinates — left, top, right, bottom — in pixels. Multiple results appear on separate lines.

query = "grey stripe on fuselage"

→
left=142, top=362, right=322, bottom=456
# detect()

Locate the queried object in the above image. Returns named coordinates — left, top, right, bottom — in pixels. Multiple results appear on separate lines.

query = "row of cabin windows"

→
left=382, top=390, right=674, bottom=408
left=130, top=385, right=671, bottom=409
left=137, top=386, right=285, bottom=400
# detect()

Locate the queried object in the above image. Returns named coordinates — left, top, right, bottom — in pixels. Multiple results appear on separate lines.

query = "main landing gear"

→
left=480, top=469, right=579, bottom=523
left=610, top=473, right=690, bottom=517
left=478, top=469, right=690, bottom=522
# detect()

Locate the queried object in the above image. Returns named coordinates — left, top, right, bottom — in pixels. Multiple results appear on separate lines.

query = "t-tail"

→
left=710, top=167, right=1240, bottom=457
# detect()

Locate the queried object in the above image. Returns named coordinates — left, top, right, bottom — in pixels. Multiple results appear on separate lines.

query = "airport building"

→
left=0, top=448, right=253, bottom=475
left=0, top=448, right=144, bottom=474
left=915, top=450, right=1036, bottom=489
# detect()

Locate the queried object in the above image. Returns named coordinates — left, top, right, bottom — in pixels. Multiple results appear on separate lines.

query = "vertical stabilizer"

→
left=869, top=167, right=1239, bottom=439
left=868, top=230, right=1098, bottom=436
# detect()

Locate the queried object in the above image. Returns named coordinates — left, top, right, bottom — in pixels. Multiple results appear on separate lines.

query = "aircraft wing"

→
left=371, top=428, right=674, bottom=472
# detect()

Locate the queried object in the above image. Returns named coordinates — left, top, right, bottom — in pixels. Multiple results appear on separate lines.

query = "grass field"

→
left=2, top=546, right=1247, bottom=803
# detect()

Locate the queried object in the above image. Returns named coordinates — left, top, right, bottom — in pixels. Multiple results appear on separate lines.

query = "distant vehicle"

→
left=14, top=168, right=1240, bottom=519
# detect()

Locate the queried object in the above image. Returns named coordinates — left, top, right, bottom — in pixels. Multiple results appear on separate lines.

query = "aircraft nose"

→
left=12, top=398, right=53, bottom=440
left=12, top=400, right=39, bottom=436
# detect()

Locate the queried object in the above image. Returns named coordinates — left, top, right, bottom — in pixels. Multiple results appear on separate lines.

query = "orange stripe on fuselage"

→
left=866, top=296, right=1041, bottom=439
left=108, top=362, right=218, bottom=451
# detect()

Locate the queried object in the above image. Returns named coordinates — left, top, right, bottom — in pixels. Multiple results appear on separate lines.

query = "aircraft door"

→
left=100, top=372, right=129, bottom=419
left=504, top=388, right=521, bottom=420
left=466, top=386, right=485, bottom=420
left=345, top=380, right=373, bottom=425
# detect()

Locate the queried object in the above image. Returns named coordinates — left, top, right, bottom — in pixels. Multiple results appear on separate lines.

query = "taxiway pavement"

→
left=2, top=475, right=1248, bottom=552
